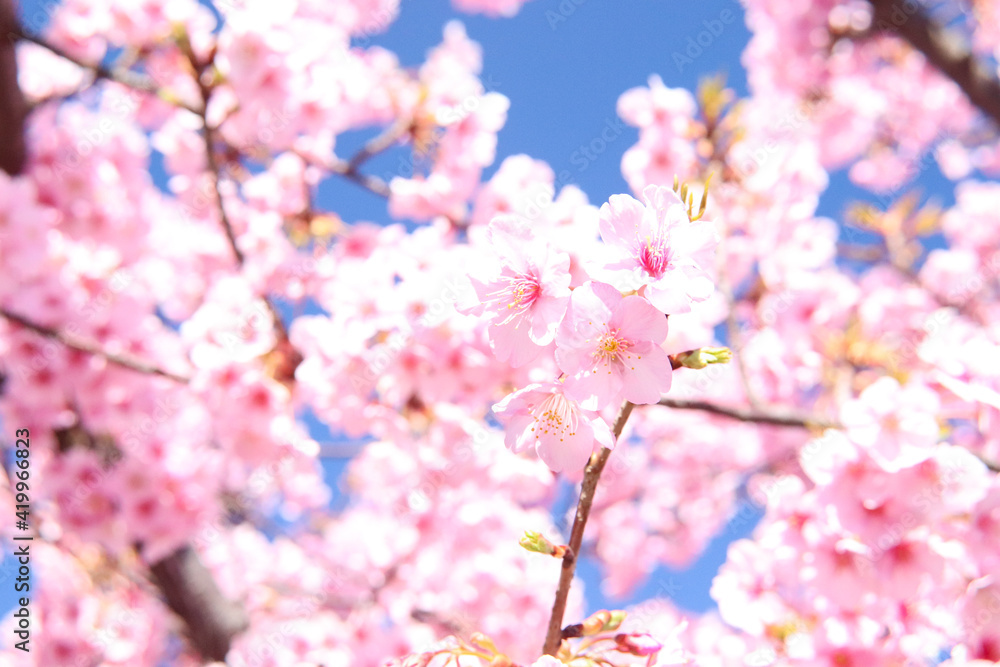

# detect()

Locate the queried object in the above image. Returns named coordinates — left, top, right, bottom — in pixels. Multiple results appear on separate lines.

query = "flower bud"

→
left=672, top=346, right=732, bottom=369
left=614, top=633, right=662, bottom=657
left=519, top=531, right=567, bottom=558
left=580, top=609, right=627, bottom=635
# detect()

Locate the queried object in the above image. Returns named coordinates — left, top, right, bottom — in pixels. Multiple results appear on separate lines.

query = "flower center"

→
left=531, top=392, right=579, bottom=441
left=592, top=329, right=632, bottom=367
left=507, top=274, right=541, bottom=310
left=483, top=271, right=542, bottom=326
left=637, top=232, right=672, bottom=279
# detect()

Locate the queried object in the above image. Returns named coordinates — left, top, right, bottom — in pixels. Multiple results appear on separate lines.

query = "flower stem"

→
left=541, top=401, right=635, bottom=656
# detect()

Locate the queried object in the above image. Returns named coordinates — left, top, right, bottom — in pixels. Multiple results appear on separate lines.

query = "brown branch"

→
left=183, top=42, right=245, bottom=268
left=330, top=156, right=392, bottom=198
left=542, top=401, right=635, bottom=656
left=0, top=307, right=190, bottom=383
left=202, top=122, right=245, bottom=265
left=347, top=120, right=410, bottom=172
left=867, top=0, right=1000, bottom=128
left=149, top=545, right=249, bottom=661
left=293, top=150, right=391, bottom=200
left=657, top=396, right=840, bottom=430
left=0, top=0, right=27, bottom=175
left=183, top=46, right=295, bottom=348
left=658, top=395, right=1000, bottom=473
left=11, top=27, right=200, bottom=115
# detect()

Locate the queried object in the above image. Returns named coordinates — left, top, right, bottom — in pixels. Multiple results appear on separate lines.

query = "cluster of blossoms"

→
left=1, top=0, right=999, bottom=666
left=475, top=184, right=719, bottom=472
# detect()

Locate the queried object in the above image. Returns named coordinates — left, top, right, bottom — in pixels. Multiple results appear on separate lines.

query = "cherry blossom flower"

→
left=492, top=382, right=614, bottom=473
left=840, top=376, right=942, bottom=472
left=598, top=185, right=718, bottom=314
left=467, top=215, right=571, bottom=367
left=555, top=281, right=672, bottom=409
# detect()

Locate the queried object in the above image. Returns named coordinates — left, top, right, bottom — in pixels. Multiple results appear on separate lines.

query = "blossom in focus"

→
left=555, top=281, right=672, bottom=409
left=598, top=184, right=718, bottom=314
left=492, top=382, right=614, bottom=473
left=468, top=215, right=571, bottom=367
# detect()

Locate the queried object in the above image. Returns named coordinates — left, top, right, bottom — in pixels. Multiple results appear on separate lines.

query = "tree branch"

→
left=657, top=396, right=839, bottom=429
left=11, top=27, right=201, bottom=115
left=867, top=0, right=1000, bottom=128
left=659, top=396, right=1000, bottom=473
left=149, top=545, right=249, bottom=661
left=0, top=0, right=27, bottom=175
left=346, top=120, right=411, bottom=172
left=542, top=400, right=635, bottom=656
left=0, top=307, right=190, bottom=383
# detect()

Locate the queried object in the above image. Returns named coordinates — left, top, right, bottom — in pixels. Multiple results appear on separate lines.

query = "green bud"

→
left=519, top=530, right=565, bottom=557
left=675, top=346, right=732, bottom=369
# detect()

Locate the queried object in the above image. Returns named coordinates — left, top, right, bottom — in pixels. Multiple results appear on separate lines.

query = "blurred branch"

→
left=301, top=150, right=392, bottom=199
left=185, top=44, right=245, bottom=268
left=0, top=0, right=27, bottom=175
left=542, top=401, right=635, bottom=656
left=867, top=0, right=1000, bottom=128
left=149, top=545, right=249, bottom=661
left=183, top=46, right=296, bottom=351
left=659, top=396, right=1000, bottom=472
left=48, top=417, right=248, bottom=660
left=0, top=307, right=190, bottom=383
left=11, top=27, right=201, bottom=115
left=347, top=120, right=411, bottom=172
left=719, top=273, right=762, bottom=410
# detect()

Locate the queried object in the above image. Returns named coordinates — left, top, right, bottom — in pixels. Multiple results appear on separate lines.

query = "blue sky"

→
left=3, top=0, right=961, bottom=634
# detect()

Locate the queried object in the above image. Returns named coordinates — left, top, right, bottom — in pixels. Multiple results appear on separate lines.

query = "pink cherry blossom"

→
left=492, top=382, right=614, bottom=473
left=840, top=376, right=942, bottom=472
left=598, top=185, right=718, bottom=314
left=8, top=2, right=1000, bottom=666
left=555, top=281, right=672, bottom=409
left=467, top=215, right=571, bottom=367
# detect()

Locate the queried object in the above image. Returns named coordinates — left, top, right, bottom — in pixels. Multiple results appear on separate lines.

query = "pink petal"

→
left=599, top=194, right=645, bottom=248
left=610, top=295, right=668, bottom=344
left=488, top=215, right=533, bottom=273
left=536, top=419, right=597, bottom=473
left=644, top=279, right=693, bottom=314
left=620, top=347, right=672, bottom=404
left=564, top=364, right=624, bottom=411
left=490, top=319, right=542, bottom=368
left=557, top=281, right=616, bottom=348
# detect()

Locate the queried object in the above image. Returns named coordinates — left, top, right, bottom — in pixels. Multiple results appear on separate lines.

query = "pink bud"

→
left=614, top=633, right=662, bottom=657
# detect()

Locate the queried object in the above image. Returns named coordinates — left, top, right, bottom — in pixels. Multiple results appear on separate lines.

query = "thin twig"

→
left=0, top=308, right=190, bottom=383
left=542, top=401, right=634, bottom=656
left=658, top=396, right=1000, bottom=473
left=185, top=45, right=244, bottom=267
left=346, top=121, right=410, bottom=172
left=202, top=122, right=245, bottom=265
left=657, top=396, right=839, bottom=429
left=184, top=47, right=292, bottom=342
left=330, top=156, right=392, bottom=198
left=11, top=27, right=201, bottom=115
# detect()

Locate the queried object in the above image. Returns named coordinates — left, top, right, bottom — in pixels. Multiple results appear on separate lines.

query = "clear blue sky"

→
left=3, top=0, right=958, bottom=632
